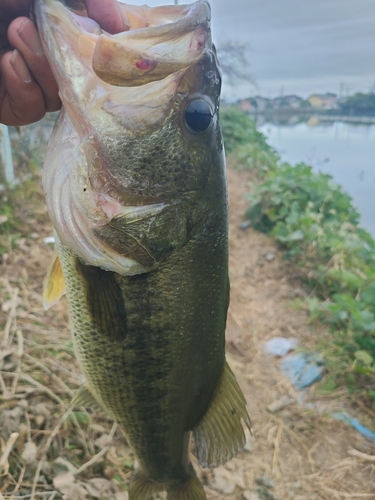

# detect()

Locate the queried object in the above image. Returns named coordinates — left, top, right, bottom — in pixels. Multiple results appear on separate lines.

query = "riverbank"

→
left=221, top=106, right=375, bottom=407
left=246, top=110, right=375, bottom=125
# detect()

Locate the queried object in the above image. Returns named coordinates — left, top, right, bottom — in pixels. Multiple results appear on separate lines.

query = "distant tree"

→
left=216, top=40, right=256, bottom=88
left=339, top=93, right=375, bottom=116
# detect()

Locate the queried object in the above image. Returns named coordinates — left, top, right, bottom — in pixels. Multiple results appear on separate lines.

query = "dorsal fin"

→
left=193, top=359, right=251, bottom=468
left=43, top=251, right=66, bottom=310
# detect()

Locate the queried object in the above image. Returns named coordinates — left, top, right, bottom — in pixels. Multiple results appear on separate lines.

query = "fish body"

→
left=35, top=1, right=250, bottom=498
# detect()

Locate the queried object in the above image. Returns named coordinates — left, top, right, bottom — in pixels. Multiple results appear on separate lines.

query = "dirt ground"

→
left=0, top=164, right=374, bottom=499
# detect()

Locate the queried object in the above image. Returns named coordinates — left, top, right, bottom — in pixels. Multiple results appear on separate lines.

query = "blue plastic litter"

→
left=263, top=337, right=298, bottom=357
left=280, top=353, right=325, bottom=390
left=240, top=220, right=252, bottom=230
left=333, top=412, right=375, bottom=444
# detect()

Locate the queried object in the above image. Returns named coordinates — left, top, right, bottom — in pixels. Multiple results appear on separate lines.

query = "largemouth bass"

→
left=35, top=0, right=251, bottom=498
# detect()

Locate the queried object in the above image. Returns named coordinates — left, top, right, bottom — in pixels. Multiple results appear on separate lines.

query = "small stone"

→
left=43, top=235, right=55, bottom=244
left=244, top=428, right=254, bottom=452
left=34, top=415, right=45, bottom=427
left=265, top=253, right=275, bottom=262
left=53, top=471, right=75, bottom=490
left=243, top=491, right=259, bottom=500
left=210, top=466, right=236, bottom=495
left=94, top=433, right=111, bottom=448
left=2, top=297, right=21, bottom=312
left=255, top=476, right=274, bottom=489
left=21, top=441, right=38, bottom=465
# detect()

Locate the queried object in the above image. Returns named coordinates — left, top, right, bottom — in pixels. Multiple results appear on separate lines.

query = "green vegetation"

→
left=0, top=190, right=21, bottom=256
left=220, top=107, right=279, bottom=173
left=0, top=118, right=55, bottom=256
left=338, top=92, right=375, bottom=116
left=220, top=105, right=375, bottom=396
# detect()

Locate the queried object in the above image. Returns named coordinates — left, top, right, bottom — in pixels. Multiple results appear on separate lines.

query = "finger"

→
left=84, top=0, right=130, bottom=34
left=0, top=49, right=47, bottom=126
left=7, top=17, right=61, bottom=113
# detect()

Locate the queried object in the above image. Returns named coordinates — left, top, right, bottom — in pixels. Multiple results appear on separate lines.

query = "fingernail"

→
left=18, top=19, right=44, bottom=56
left=10, top=49, right=32, bottom=83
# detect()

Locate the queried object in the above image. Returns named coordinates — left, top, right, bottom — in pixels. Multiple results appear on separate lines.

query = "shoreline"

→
left=246, top=110, right=375, bottom=124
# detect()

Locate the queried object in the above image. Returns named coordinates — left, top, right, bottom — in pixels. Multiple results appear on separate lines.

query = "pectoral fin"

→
left=43, top=251, right=66, bottom=310
left=193, top=360, right=251, bottom=468
left=72, top=384, right=104, bottom=412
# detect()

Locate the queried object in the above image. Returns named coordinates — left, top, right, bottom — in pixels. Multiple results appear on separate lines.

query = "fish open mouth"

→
left=45, top=0, right=211, bottom=86
left=35, top=0, right=218, bottom=276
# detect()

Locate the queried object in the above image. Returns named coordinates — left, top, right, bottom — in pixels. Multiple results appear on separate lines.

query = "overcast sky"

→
left=127, top=0, right=375, bottom=99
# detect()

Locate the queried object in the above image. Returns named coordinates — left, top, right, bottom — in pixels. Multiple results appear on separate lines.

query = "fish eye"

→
left=184, top=99, right=214, bottom=134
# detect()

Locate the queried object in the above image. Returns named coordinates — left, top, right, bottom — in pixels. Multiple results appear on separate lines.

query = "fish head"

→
left=36, top=0, right=225, bottom=275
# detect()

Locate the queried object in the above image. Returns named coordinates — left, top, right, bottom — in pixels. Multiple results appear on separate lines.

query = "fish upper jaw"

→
left=35, top=0, right=212, bottom=109
left=92, top=2, right=211, bottom=86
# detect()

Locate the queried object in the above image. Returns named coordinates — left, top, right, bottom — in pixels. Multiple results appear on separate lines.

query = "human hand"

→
left=0, top=0, right=129, bottom=126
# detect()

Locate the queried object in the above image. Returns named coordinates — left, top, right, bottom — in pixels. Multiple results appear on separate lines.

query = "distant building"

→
left=239, top=96, right=270, bottom=113
left=239, top=99, right=252, bottom=112
left=272, top=95, right=303, bottom=109
left=308, top=93, right=338, bottom=109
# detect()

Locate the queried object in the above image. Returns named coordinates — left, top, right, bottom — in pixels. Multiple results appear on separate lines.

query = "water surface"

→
left=258, top=119, right=375, bottom=236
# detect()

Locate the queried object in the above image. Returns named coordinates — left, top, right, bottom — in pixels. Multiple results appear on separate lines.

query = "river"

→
left=257, top=117, right=375, bottom=237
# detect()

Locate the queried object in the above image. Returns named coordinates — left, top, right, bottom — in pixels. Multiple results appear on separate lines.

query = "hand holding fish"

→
left=0, top=0, right=128, bottom=126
